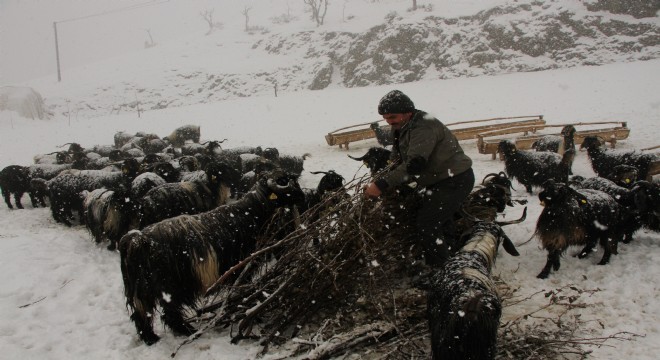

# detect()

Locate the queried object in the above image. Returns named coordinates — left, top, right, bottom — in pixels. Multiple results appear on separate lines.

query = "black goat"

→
left=0, top=165, right=39, bottom=209
left=605, top=164, right=639, bottom=187
left=263, top=147, right=310, bottom=176
left=370, top=122, right=394, bottom=146
left=163, top=124, right=201, bottom=148
left=137, top=161, right=240, bottom=228
left=532, top=125, right=576, bottom=154
left=498, top=140, right=574, bottom=193
left=300, top=170, right=346, bottom=214
left=428, top=222, right=519, bottom=360
left=347, top=147, right=392, bottom=175
left=130, top=172, right=167, bottom=199
left=570, top=176, right=643, bottom=245
left=535, top=181, right=625, bottom=279
left=581, top=136, right=660, bottom=181
left=83, top=186, right=138, bottom=250
left=118, top=169, right=305, bottom=345
left=236, top=158, right=279, bottom=198
left=631, top=181, right=660, bottom=233
left=33, top=159, right=141, bottom=226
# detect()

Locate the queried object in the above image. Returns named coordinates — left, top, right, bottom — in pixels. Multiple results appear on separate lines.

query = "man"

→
left=364, top=90, right=475, bottom=267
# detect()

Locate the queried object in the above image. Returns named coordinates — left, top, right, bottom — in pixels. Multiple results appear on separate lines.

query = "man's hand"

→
left=363, top=182, right=382, bottom=198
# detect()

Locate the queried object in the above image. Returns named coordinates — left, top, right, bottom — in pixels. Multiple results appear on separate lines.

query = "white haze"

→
left=1, top=0, right=659, bottom=359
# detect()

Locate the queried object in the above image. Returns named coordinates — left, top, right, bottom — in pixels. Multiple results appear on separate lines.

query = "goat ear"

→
left=502, top=234, right=520, bottom=256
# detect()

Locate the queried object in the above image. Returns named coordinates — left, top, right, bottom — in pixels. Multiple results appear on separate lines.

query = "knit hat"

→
left=377, top=90, right=415, bottom=115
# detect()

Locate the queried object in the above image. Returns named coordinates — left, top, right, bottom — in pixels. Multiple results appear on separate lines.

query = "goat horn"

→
left=347, top=154, right=365, bottom=161
left=501, top=232, right=520, bottom=256
left=496, top=206, right=527, bottom=226
left=481, top=172, right=502, bottom=185
left=267, top=178, right=294, bottom=191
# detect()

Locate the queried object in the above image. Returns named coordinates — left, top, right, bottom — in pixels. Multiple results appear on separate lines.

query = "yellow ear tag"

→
left=580, top=199, right=587, bottom=204
left=625, top=178, right=631, bottom=183
left=269, top=193, right=278, bottom=200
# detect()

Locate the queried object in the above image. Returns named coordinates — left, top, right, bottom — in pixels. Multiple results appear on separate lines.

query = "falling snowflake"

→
left=593, top=220, right=608, bottom=230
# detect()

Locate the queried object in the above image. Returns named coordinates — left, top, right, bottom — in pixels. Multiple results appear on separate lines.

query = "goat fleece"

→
left=498, top=140, right=574, bottom=194
left=118, top=170, right=305, bottom=345
left=428, top=222, right=519, bottom=360
left=535, top=181, right=625, bottom=279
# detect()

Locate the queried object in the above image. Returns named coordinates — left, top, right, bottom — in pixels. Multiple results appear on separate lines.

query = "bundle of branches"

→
left=496, top=282, right=641, bottom=359
left=172, top=171, right=640, bottom=359
left=188, top=174, right=432, bottom=358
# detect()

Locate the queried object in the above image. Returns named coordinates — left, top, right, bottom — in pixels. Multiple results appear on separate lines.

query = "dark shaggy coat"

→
left=347, top=147, right=392, bottom=175
left=499, top=140, right=574, bottom=193
left=83, top=186, right=138, bottom=250
left=0, top=165, right=38, bottom=209
left=532, top=125, right=576, bottom=154
left=535, top=181, right=624, bottom=279
left=137, top=162, right=240, bottom=228
left=38, top=159, right=140, bottom=226
left=118, top=170, right=305, bottom=345
left=428, top=222, right=519, bottom=360
left=581, top=136, right=659, bottom=181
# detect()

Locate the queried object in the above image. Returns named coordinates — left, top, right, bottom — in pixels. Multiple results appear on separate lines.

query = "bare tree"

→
left=412, top=0, right=417, bottom=11
left=144, top=29, right=156, bottom=48
left=200, top=9, right=219, bottom=35
left=303, top=0, right=329, bottom=27
left=242, top=6, right=251, bottom=32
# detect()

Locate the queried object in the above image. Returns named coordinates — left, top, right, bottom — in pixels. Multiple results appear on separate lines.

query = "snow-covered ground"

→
left=1, top=0, right=659, bottom=359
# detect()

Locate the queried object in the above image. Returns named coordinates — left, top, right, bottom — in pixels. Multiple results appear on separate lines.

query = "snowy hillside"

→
left=4, top=0, right=659, bottom=120
left=1, top=0, right=659, bottom=359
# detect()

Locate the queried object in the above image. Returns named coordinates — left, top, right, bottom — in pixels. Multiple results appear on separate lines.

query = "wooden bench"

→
left=325, top=126, right=378, bottom=149
left=477, top=124, right=547, bottom=160
left=478, top=121, right=631, bottom=160
left=448, top=116, right=545, bottom=141
left=325, top=115, right=545, bottom=149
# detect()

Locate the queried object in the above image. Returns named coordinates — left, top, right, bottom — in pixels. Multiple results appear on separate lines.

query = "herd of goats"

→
left=1, top=123, right=659, bottom=359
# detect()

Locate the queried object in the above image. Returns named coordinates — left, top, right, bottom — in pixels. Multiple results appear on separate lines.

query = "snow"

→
left=1, top=0, right=659, bottom=359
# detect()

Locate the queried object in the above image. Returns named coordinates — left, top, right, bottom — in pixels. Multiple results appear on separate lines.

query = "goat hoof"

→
left=141, top=333, right=160, bottom=346
left=537, top=272, right=549, bottom=279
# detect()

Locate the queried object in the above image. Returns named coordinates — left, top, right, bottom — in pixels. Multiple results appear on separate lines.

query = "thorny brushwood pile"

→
left=173, top=172, right=639, bottom=359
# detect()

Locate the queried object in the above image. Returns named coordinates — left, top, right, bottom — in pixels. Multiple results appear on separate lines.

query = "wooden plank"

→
left=478, top=122, right=631, bottom=159
left=514, top=126, right=630, bottom=150
left=450, top=119, right=546, bottom=141
left=325, top=115, right=546, bottom=149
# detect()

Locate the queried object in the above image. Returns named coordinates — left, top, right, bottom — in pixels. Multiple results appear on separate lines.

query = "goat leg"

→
left=577, top=237, right=598, bottom=259
left=28, top=193, right=39, bottom=208
left=2, top=191, right=13, bottom=209
left=537, top=250, right=561, bottom=279
left=162, top=304, right=196, bottom=337
left=13, top=192, right=24, bottom=209
left=597, top=236, right=616, bottom=265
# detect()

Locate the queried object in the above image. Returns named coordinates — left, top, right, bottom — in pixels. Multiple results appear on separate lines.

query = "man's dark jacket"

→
left=376, top=110, right=472, bottom=191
